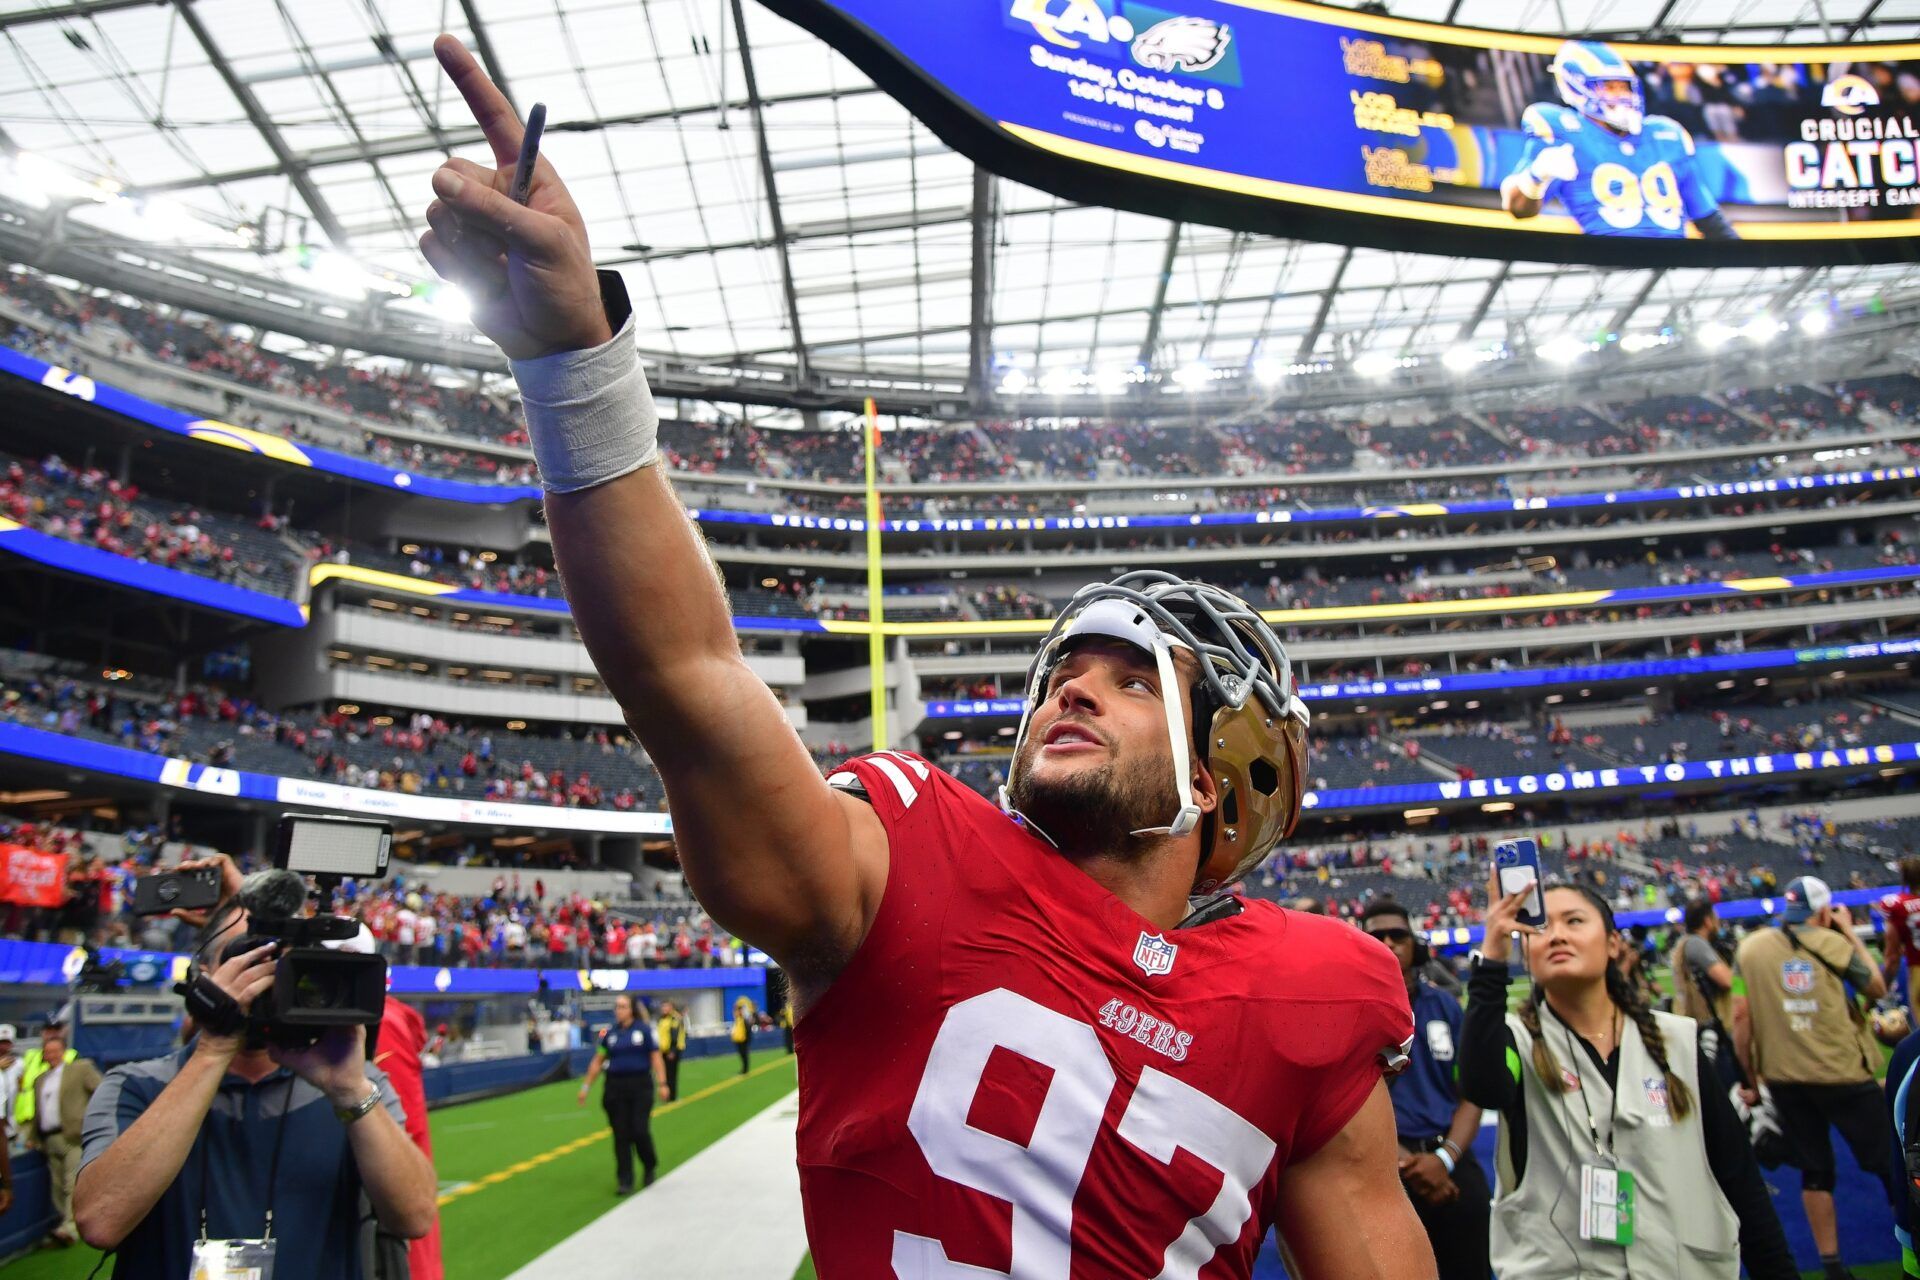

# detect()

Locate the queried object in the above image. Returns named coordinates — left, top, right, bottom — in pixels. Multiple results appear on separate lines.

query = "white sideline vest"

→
left=1491, top=1006, right=1739, bottom=1279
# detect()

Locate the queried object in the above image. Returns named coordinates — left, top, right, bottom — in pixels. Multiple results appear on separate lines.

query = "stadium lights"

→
left=1442, top=346, right=1489, bottom=373
left=1172, top=361, right=1214, bottom=390
left=1741, top=314, right=1785, bottom=345
left=1536, top=334, right=1588, bottom=364
left=1798, top=310, right=1832, bottom=336
left=1251, top=356, right=1287, bottom=386
left=1351, top=351, right=1398, bottom=379
left=1697, top=320, right=1739, bottom=349
left=9, top=152, right=116, bottom=206
left=1619, top=331, right=1673, bottom=354
left=997, top=368, right=1031, bottom=395
left=429, top=284, right=471, bottom=325
left=299, top=250, right=409, bottom=301
left=1038, top=366, right=1078, bottom=397
left=1091, top=365, right=1130, bottom=395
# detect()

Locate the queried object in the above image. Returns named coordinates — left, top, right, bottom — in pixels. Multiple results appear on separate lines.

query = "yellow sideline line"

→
left=435, top=1055, right=798, bottom=1208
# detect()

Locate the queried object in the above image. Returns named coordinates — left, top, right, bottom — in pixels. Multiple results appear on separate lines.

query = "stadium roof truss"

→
left=3, top=0, right=1920, bottom=416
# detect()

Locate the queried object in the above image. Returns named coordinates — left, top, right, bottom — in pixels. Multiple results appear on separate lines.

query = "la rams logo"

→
left=1007, top=0, right=1134, bottom=50
left=1781, top=958, right=1816, bottom=994
left=1131, top=16, right=1231, bottom=74
left=1822, top=74, right=1880, bottom=116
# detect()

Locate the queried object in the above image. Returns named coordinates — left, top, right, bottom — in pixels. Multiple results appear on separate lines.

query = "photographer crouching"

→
left=73, top=818, right=436, bottom=1279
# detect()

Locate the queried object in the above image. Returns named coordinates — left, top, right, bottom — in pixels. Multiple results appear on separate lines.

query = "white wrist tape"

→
left=509, top=312, right=660, bottom=494
left=1508, top=169, right=1549, bottom=202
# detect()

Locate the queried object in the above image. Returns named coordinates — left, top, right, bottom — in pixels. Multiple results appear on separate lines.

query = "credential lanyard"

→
left=199, top=1076, right=294, bottom=1243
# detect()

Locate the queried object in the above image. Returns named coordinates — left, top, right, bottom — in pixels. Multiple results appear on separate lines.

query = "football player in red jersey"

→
left=1878, top=856, right=1920, bottom=1017
left=421, top=35, right=1431, bottom=1278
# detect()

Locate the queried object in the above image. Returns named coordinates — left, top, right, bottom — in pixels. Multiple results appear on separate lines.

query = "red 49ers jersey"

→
left=796, top=751, right=1412, bottom=1279
left=1880, top=889, right=1920, bottom=970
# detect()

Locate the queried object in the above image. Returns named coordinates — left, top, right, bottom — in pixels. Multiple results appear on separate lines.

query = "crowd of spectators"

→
left=1246, top=806, right=1908, bottom=932
left=9, top=266, right=1916, bottom=497
left=1, top=451, right=297, bottom=595
left=0, top=654, right=858, bottom=817
left=0, top=816, right=747, bottom=973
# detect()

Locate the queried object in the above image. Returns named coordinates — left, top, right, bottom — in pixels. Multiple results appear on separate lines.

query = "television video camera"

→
left=177, top=814, right=392, bottom=1049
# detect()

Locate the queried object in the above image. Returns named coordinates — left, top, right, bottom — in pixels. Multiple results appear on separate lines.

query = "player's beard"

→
left=1006, top=733, right=1178, bottom=860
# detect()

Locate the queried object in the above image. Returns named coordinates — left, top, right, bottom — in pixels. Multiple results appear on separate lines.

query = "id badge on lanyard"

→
left=1578, top=1154, right=1636, bottom=1247
left=190, top=1237, right=277, bottom=1280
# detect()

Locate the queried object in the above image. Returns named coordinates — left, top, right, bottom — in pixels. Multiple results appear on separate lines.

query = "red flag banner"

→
left=0, top=845, right=68, bottom=907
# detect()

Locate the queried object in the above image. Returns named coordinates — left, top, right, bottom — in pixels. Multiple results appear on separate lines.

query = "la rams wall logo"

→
left=1007, top=0, right=1134, bottom=50
left=1133, top=930, right=1178, bottom=976
left=1131, top=15, right=1231, bottom=74
left=1822, top=74, right=1881, bottom=116
left=1781, top=958, right=1816, bottom=994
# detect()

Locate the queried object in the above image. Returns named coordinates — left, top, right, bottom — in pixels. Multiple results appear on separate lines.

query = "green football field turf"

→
left=3, top=1050, right=798, bottom=1280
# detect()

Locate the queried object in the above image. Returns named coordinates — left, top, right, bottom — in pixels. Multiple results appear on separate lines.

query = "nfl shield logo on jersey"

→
left=1133, top=930, right=1178, bottom=977
left=1782, top=959, right=1816, bottom=994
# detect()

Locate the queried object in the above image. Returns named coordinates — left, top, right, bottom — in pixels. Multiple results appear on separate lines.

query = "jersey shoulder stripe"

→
left=1521, top=102, right=1582, bottom=143
left=829, top=749, right=988, bottom=823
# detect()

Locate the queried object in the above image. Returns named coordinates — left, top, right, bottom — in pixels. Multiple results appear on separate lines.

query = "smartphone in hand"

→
left=1493, top=837, right=1547, bottom=928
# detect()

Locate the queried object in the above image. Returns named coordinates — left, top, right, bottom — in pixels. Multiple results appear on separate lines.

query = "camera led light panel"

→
left=277, top=815, right=392, bottom=878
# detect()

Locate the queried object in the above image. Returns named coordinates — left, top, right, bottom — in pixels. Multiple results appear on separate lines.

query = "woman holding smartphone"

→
left=1459, top=875, right=1795, bottom=1278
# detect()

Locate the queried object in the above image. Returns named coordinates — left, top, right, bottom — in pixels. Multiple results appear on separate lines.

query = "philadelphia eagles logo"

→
left=1131, top=16, right=1232, bottom=74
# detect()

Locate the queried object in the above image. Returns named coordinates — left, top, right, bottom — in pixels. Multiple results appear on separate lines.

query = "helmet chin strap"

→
left=996, top=785, right=1061, bottom=850
left=1128, top=635, right=1202, bottom=841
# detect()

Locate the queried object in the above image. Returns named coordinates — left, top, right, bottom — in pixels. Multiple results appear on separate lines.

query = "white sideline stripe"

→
left=505, top=1094, right=808, bottom=1280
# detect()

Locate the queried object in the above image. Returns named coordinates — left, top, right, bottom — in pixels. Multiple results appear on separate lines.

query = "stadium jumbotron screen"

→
left=767, top=0, right=1920, bottom=266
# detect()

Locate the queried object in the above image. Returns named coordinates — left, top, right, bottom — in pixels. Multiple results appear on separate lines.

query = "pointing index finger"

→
left=435, top=33, right=522, bottom=167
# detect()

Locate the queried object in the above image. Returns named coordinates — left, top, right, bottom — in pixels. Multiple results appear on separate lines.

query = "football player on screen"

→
left=1502, top=40, right=1739, bottom=239
left=422, top=32, right=1432, bottom=1277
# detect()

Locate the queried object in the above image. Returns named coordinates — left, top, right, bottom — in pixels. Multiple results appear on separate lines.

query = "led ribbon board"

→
left=766, top=0, right=1920, bottom=266
left=0, top=719, right=1912, bottom=830
left=921, top=635, right=1920, bottom=714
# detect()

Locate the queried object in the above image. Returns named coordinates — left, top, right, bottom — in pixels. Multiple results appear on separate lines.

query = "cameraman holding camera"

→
left=73, top=876, right=436, bottom=1279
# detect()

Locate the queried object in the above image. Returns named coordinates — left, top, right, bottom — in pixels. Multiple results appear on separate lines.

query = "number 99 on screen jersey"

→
left=1511, top=103, right=1723, bottom=236
left=795, top=751, right=1413, bottom=1278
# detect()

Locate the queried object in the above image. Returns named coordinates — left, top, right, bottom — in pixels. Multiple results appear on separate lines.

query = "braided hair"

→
left=1516, top=883, right=1693, bottom=1121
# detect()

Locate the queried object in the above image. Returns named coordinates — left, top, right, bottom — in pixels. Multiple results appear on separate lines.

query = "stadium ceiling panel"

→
left=3, top=0, right=1920, bottom=412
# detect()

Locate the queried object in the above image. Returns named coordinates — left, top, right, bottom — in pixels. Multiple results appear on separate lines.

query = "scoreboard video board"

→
left=765, top=0, right=1920, bottom=266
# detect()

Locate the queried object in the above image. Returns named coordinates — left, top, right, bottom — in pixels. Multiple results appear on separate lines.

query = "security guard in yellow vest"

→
left=12, top=1024, right=76, bottom=1134
left=731, top=997, right=754, bottom=1076
left=656, top=1001, right=688, bottom=1101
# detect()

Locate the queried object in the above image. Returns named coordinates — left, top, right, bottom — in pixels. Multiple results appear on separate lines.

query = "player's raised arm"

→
left=420, top=36, right=885, bottom=975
